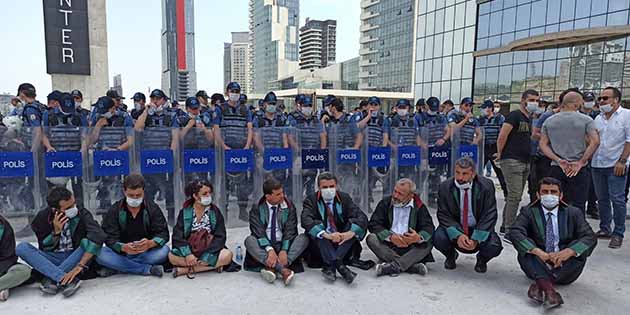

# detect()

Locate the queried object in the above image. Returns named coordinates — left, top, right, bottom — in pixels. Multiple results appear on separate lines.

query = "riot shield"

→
left=366, top=131, right=392, bottom=213
left=389, top=127, right=428, bottom=203
left=292, top=125, right=330, bottom=218
left=425, top=124, right=451, bottom=209
left=450, top=125, right=485, bottom=174
left=218, top=130, right=255, bottom=228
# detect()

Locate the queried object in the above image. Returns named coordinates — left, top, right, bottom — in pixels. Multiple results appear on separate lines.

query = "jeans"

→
left=550, top=166, right=590, bottom=212
left=592, top=167, right=627, bottom=238
left=16, top=243, right=85, bottom=283
left=500, top=158, right=530, bottom=229
left=95, top=246, right=170, bottom=275
left=366, top=234, right=433, bottom=271
left=432, top=226, right=503, bottom=262
left=0, top=264, right=31, bottom=290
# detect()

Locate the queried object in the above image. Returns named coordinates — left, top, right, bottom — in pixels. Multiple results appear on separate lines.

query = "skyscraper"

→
left=249, top=0, right=300, bottom=93
left=161, top=0, right=197, bottom=102
left=359, top=0, right=415, bottom=92
left=299, top=19, right=337, bottom=70
left=224, top=32, right=252, bottom=94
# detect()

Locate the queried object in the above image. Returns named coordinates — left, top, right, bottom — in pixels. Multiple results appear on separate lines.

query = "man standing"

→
left=244, top=178, right=308, bottom=285
left=591, top=87, right=630, bottom=249
left=130, top=92, right=147, bottom=121
left=448, top=97, right=481, bottom=145
left=96, top=174, right=170, bottom=277
left=70, top=90, right=90, bottom=126
left=367, top=178, right=434, bottom=277
left=0, top=215, right=31, bottom=301
left=495, top=90, right=539, bottom=233
left=539, top=91, right=600, bottom=212
left=507, top=177, right=596, bottom=308
left=301, top=172, right=368, bottom=284
left=434, top=157, right=503, bottom=273
left=478, top=100, right=507, bottom=197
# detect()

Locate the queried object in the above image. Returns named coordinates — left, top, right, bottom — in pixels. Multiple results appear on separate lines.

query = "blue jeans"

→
left=16, top=242, right=85, bottom=283
left=95, top=246, right=170, bottom=275
left=592, top=167, right=627, bottom=238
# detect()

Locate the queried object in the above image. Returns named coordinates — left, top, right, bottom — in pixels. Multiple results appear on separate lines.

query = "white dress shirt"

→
left=592, top=107, right=630, bottom=168
left=391, top=198, right=414, bottom=235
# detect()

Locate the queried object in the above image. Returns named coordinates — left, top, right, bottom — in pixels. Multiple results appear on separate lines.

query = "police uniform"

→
left=479, top=109, right=507, bottom=196
left=327, top=112, right=363, bottom=204
left=177, top=101, right=214, bottom=185
left=16, top=101, right=46, bottom=212
left=289, top=108, right=326, bottom=198
left=417, top=97, right=450, bottom=204
left=447, top=110, right=480, bottom=145
left=390, top=112, right=420, bottom=182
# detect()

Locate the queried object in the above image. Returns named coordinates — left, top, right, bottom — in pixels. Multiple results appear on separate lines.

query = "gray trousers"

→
left=244, top=234, right=309, bottom=267
left=500, top=158, right=530, bottom=229
left=366, top=234, right=433, bottom=271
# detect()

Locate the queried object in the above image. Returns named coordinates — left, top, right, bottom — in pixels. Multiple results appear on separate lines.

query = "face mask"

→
left=398, top=109, right=409, bottom=116
left=64, top=206, right=78, bottom=219
left=75, top=101, right=82, bottom=108
left=229, top=93, right=240, bottom=102
left=321, top=188, right=336, bottom=201
left=134, top=103, right=143, bottom=111
left=371, top=111, right=379, bottom=117
left=454, top=179, right=472, bottom=190
left=583, top=101, right=595, bottom=109
left=200, top=195, right=212, bottom=206
left=427, top=110, right=436, bottom=116
left=266, top=104, right=277, bottom=113
left=494, top=107, right=500, bottom=113
left=126, top=197, right=143, bottom=208
left=103, top=112, right=113, bottom=119
left=483, top=108, right=492, bottom=116
left=302, top=107, right=313, bottom=116
left=540, top=194, right=559, bottom=209
left=600, top=104, right=613, bottom=113
left=526, top=102, right=538, bottom=113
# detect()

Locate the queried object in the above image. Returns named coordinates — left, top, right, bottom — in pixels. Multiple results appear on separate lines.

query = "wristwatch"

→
left=618, top=158, right=628, bottom=164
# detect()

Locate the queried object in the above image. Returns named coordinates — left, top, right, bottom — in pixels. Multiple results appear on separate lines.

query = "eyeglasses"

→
left=598, top=96, right=611, bottom=101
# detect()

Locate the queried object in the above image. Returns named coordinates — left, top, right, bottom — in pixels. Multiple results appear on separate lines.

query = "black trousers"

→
left=484, top=144, right=507, bottom=197
left=517, top=253, right=586, bottom=285
left=316, top=238, right=356, bottom=267
left=433, top=226, right=503, bottom=262
left=145, top=173, right=174, bottom=221
left=550, top=166, right=590, bottom=212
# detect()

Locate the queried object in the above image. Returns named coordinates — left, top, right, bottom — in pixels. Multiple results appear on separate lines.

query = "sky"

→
left=0, top=0, right=360, bottom=98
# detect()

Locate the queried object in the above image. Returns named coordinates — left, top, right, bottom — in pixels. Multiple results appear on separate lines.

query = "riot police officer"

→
left=415, top=98, right=426, bottom=115
left=41, top=91, right=88, bottom=209
left=240, top=93, right=249, bottom=107
left=389, top=99, right=420, bottom=182
left=448, top=97, right=481, bottom=145
left=70, top=90, right=90, bottom=126
left=479, top=99, right=507, bottom=196
left=196, top=90, right=210, bottom=112
left=320, top=94, right=337, bottom=123
left=130, top=92, right=147, bottom=121
left=134, top=89, right=180, bottom=221
left=213, top=82, right=254, bottom=222
left=177, top=97, right=214, bottom=184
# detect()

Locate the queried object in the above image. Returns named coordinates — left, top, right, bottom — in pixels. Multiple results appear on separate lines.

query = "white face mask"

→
left=266, top=104, right=277, bottom=113
left=427, top=110, right=436, bottom=115
left=134, top=103, right=143, bottom=111
left=126, top=197, right=143, bottom=208
left=398, top=109, right=409, bottom=116
left=494, top=107, right=500, bottom=113
left=526, top=102, right=539, bottom=113
left=103, top=112, right=114, bottom=119
left=541, top=194, right=559, bottom=209
left=229, top=93, right=240, bottom=102
left=600, top=104, right=613, bottom=113
left=321, top=188, right=336, bottom=201
left=64, top=206, right=79, bottom=219
left=75, top=101, right=82, bottom=108
left=302, top=107, right=313, bottom=116
left=454, top=179, right=472, bottom=190
left=583, top=101, right=595, bottom=109
left=200, top=195, right=212, bottom=206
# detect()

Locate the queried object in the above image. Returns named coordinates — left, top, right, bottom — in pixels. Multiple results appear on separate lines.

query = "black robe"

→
left=171, top=204, right=226, bottom=265
left=0, top=215, right=18, bottom=274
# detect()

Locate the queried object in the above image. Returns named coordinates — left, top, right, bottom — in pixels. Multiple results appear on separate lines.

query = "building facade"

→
left=224, top=32, right=251, bottom=93
left=299, top=19, right=337, bottom=70
left=161, top=0, right=197, bottom=102
left=112, top=74, right=123, bottom=97
left=359, top=0, right=415, bottom=92
left=472, top=0, right=630, bottom=103
left=249, top=0, right=300, bottom=94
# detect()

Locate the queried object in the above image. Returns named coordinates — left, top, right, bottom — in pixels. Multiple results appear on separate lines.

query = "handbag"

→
left=188, top=228, right=214, bottom=258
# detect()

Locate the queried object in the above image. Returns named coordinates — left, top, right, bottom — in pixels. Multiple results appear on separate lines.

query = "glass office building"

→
left=473, top=0, right=630, bottom=103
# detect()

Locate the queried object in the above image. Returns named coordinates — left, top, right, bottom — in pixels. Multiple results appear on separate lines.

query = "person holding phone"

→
left=16, top=187, right=106, bottom=298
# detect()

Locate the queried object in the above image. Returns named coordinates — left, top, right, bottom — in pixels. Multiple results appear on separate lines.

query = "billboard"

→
left=43, top=0, right=91, bottom=75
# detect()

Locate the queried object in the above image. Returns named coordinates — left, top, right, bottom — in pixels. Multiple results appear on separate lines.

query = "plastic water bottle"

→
left=235, top=245, right=243, bottom=264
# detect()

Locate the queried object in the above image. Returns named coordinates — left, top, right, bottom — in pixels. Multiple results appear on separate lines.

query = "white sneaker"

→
left=0, top=289, right=9, bottom=302
left=260, top=269, right=276, bottom=283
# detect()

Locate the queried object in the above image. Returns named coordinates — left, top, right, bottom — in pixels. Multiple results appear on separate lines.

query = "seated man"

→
left=244, top=178, right=308, bottom=286
left=367, top=178, right=435, bottom=277
left=0, top=215, right=31, bottom=301
left=96, top=174, right=170, bottom=277
left=507, top=177, right=597, bottom=308
left=16, top=187, right=105, bottom=297
left=301, top=172, right=368, bottom=284
left=434, top=157, right=503, bottom=273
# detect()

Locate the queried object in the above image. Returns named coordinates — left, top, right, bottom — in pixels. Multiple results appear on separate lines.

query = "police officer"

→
left=195, top=90, right=210, bottom=112
left=581, top=91, right=600, bottom=120
left=320, top=94, right=337, bottom=123
left=177, top=97, right=214, bottom=184
left=70, top=90, right=90, bottom=126
left=134, top=89, right=179, bottom=221
left=353, top=100, right=369, bottom=123
left=389, top=99, right=420, bottom=182
left=448, top=97, right=481, bottom=145
left=41, top=91, right=88, bottom=209
left=479, top=100, right=507, bottom=196
left=130, top=92, right=147, bottom=121
left=415, top=98, right=426, bottom=115
left=107, top=90, right=126, bottom=114
left=240, top=93, right=249, bottom=107
left=288, top=95, right=327, bottom=198
left=214, top=82, right=254, bottom=221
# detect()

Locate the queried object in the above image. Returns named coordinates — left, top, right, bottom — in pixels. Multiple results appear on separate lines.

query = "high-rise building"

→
left=249, top=0, right=300, bottom=93
left=299, top=19, right=337, bottom=70
left=359, top=0, right=415, bottom=92
left=112, top=74, right=123, bottom=97
left=161, top=0, right=197, bottom=102
left=224, top=32, right=251, bottom=93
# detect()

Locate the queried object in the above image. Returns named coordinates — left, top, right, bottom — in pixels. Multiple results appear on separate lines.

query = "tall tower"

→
left=224, top=32, right=251, bottom=94
left=161, top=0, right=197, bottom=102
left=299, top=19, right=337, bottom=70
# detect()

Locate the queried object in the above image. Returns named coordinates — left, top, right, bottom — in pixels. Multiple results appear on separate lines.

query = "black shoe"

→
left=321, top=267, right=337, bottom=282
left=39, top=278, right=59, bottom=295
left=375, top=263, right=401, bottom=277
left=348, top=259, right=375, bottom=271
left=595, top=230, right=612, bottom=239
left=336, top=264, right=357, bottom=284
left=407, top=262, right=428, bottom=276
left=149, top=265, right=164, bottom=278
left=609, top=235, right=623, bottom=249
left=61, top=279, right=81, bottom=298
left=586, top=209, right=599, bottom=220
left=499, top=226, right=506, bottom=234
left=444, top=251, right=458, bottom=270
left=474, top=257, right=488, bottom=273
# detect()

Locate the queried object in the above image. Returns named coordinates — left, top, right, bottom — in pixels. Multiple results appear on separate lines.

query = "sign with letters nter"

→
left=43, top=0, right=91, bottom=75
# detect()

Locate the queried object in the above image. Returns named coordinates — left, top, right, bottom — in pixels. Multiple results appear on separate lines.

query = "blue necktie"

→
left=270, top=206, right=277, bottom=244
left=545, top=212, right=555, bottom=253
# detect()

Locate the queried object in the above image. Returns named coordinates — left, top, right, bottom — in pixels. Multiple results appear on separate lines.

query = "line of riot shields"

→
left=0, top=124, right=484, bottom=229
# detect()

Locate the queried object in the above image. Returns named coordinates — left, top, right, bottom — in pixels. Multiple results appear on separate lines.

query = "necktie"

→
left=270, top=206, right=277, bottom=243
left=462, top=188, right=470, bottom=235
left=325, top=202, right=337, bottom=233
left=545, top=212, right=555, bottom=253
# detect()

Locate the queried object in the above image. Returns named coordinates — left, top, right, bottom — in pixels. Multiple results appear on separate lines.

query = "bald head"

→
left=561, top=91, right=583, bottom=111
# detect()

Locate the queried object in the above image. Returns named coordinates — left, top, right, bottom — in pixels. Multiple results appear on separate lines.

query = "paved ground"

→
left=2, top=179, right=629, bottom=314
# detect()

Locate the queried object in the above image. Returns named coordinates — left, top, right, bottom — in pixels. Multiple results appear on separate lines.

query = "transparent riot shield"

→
left=0, top=124, right=44, bottom=223
left=328, top=124, right=369, bottom=214
left=83, top=126, right=134, bottom=217
left=450, top=124, right=485, bottom=175
left=366, top=131, right=392, bottom=213
left=218, top=140, right=256, bottom=229
left=389, top=127, right=428, bottom=203
left=292, top=124, right=330, bottom=218
left=425, top=123, right=451, bottom=209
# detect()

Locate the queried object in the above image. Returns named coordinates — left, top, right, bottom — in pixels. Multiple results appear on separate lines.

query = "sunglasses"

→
left=597, top=96, right=611, bottom=101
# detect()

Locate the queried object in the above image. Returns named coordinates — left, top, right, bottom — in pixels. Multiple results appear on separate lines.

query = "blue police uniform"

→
left=448, top=111, right=479, bottom=145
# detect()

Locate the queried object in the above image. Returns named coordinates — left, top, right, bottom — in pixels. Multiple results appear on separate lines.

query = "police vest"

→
left=177, top=114, right=213, bottom=149
left=97, top=115, right=127, bottom=150
left=451, top=114, right=477, bottom=145
left=46, top=109, right=83, bottom=152
left=144, top=113, right=174, bottom=150
left=328, top=114, right=356, bottom=149
left=366, top=114, right=386, bottom=147
left=479, top=115, right=503, bottom=145
left=420, top=113, right=448, bottom=144
left=257, top=115, right=287, bottom=149
left=20, top=103, right=42, bottom=149
left=219, top=104, right=249, bottom=149
left=390, top=114, right=418, bottom=146
left=290, top=111, right=322, bottom=149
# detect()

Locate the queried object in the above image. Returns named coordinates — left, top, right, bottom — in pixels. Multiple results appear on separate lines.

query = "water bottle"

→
left=235, top=245, right=243, bottom=264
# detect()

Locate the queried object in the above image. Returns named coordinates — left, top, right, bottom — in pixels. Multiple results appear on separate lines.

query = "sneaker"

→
left=609, top=235, right=623, bottom=249
left=40, top=278, right=59, bottom=295
left=444, top=251, right=458, bottom=270
left=61, top=279, right=82, bottom=298
left=280, top=268, right=295, bottom=286
left=149, top=265, right=164, bottom=278
left=375, top=262, right=401, bottom=277
left=595, top=230, right=612, bottom=239
left=407, top=262, right=428, bottom=276
left=260, top=268, right=276, bottom=283
left=0, top=289, right=8, bottom=302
